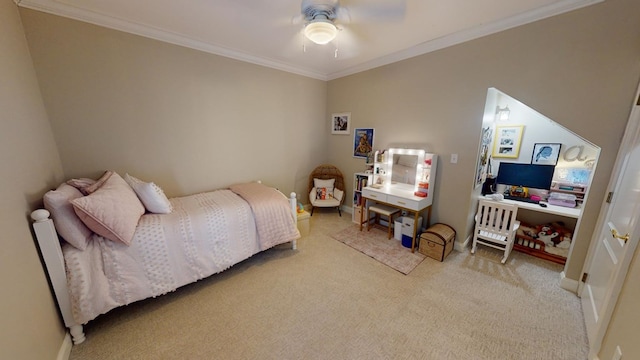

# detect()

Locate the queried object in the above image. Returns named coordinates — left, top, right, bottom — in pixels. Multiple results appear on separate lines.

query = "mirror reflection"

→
left=391, top=154, right=418, bottom=185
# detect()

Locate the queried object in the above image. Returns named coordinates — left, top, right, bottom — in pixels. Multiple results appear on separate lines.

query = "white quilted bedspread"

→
left=63, top=188, right=298, bottom=325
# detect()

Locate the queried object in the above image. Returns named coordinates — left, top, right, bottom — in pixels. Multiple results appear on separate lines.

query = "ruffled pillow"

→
left=71, top=172, right=145, bottom=245
left=124, top=173, right=173, bottom=214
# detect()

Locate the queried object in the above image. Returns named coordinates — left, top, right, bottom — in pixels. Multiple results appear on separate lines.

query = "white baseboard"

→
left=559, top=271, right=579, bottom=294
left=57, top=333, right=72, bottom=360
left=454, top=235, right=471, bottom=252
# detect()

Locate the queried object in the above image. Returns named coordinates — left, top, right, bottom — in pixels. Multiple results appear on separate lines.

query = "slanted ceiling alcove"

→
left=475, top=87, right=600, bottom=265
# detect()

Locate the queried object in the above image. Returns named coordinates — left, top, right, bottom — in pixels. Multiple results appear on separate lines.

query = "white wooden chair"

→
left=471, top=199, right=520, bottom=264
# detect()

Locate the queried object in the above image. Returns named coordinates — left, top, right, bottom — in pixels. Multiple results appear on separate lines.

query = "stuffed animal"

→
left=537, top=225, right=560, bottom=247
left=296, top=202, right=304, bottom=213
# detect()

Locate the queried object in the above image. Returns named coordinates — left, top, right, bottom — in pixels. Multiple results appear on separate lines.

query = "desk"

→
left=480, top=196, right=581, bottom=264
left=484, top=196, right=581, bottom=219
left=359, top=184, right=432, bottom=252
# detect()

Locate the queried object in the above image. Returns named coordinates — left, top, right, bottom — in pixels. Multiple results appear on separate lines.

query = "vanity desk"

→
left=358, top=148, right=438, bottom=253
left=359, top=184, right=433, bottom=252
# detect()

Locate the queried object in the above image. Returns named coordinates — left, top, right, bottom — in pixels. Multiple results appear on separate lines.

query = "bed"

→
left=31, top=172, right=300, bottom=344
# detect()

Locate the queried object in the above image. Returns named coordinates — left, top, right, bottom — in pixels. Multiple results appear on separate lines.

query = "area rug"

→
left=331, top=225, right=426, bottom=274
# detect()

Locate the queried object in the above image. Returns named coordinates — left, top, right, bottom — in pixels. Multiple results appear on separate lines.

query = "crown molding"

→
left=17, top=0, right=603, bottom=82
left=326, top=0, right=605, bottom=80
left=16, top=0, right=329, bottom=81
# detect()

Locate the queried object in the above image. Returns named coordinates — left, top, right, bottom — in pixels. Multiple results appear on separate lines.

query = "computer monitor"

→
left=496, top=163, right=555, bottom=190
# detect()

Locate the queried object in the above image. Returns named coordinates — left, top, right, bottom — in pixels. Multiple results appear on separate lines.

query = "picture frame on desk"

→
left=531, top=143, right=561, bottom=165
left=492, top=125, right=524, bottom=158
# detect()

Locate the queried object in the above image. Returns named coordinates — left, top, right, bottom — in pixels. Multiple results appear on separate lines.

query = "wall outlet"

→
left=451, top=153, right=458, bottom=164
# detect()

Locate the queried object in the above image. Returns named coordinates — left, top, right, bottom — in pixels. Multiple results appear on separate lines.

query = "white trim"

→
left=326, top=0, right=604, bottom=80
left=57, top=333, right=72, bottom=360
left=559, top=271, right=579, bottom=293
left=16, top=0, right=603, bottom=81
left=15, top=0, right=328, bottom=80
left=455, top=235, right=472, bottom=252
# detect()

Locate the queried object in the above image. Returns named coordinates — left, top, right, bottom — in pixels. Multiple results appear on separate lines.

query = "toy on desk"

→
left=508, top=185, right=529, bottom=198
left=296, top=202, right=304, bottom=213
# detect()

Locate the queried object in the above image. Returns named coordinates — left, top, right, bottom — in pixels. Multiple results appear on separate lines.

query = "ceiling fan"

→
left=295, top=0, right=405, bottom=45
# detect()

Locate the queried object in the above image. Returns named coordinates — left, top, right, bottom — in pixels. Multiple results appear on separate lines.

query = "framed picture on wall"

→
left=475, top=126, right=494, bottom=188
left=531, top=143, right=561, bottom=165
left=353, top=128, right=374, bottom=158
left=331, top=112, right=351, bottom=135
left=492, top=125, right=524, bottom=158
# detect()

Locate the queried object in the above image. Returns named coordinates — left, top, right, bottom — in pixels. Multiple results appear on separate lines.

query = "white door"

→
left=580, top=90, right=640, bottom=355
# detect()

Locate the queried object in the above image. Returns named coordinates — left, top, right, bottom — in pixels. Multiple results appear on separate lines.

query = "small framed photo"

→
left=492, top=125, right=524, bottom=158
left=331, top=112, right=351, bottom=135
left=353, top=128, right=374, bottom=158
left=532, top=143, right=561, bottom=165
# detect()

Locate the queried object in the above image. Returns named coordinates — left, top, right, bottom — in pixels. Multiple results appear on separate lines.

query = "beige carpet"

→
left=69, top=213, right=588, bottom=360
left=331, top=225, right=425, bottom=274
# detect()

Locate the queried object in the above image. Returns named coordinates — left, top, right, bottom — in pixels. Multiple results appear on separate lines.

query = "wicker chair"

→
left=308, top=164, right=345, bottom=216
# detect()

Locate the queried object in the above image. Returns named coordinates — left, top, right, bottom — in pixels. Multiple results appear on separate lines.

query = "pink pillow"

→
left=66, top=177, right=96, bottom=190
left=79, top=170, right=113, bottom=195
left=71, top=173, right=144, bottom=245
left=43, top=183, right=93, bottom=250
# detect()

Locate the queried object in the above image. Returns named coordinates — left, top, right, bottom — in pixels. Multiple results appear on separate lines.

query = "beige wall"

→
left=327, top=0, right=640, bottom=283
left=11, top=0, right=640, bottom=358
left=20, top=8, right=328, bottom=202
left=0, top=2, right=67, bottom=359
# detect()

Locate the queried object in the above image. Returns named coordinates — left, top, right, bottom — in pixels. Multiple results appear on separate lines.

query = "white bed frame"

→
left=31, top=191, right=298, bottom=345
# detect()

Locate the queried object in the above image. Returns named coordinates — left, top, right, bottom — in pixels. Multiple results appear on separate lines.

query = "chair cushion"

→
left=369, top=204, right=400, bottom=216
left=311, top=197, right=340, bottom=207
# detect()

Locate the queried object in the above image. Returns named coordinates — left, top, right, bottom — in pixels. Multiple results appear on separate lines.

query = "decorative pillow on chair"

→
left=313, top=178, right=335, bottom=197
left=71, top=172, right=145, bottom=245
left=124, top=173, right=173, bottom=214
left=43, top=183, right=93, bottom=251
left=316, top=187, right=327, bottom=200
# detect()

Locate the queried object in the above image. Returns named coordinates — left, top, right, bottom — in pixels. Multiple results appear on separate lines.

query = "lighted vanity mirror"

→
left=387, top=148, right=428, bottom=187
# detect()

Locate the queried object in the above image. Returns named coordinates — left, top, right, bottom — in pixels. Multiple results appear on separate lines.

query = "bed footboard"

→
left=289, top=192, right=298, bottom=250
left=31, top=209, right=85, bottom=344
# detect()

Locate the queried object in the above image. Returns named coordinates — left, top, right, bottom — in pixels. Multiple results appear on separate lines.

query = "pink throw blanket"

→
left=230, top=182, right=300, bottom=250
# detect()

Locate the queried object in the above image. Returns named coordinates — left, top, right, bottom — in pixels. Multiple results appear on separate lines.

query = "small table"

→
left=359, top=184, right=433, bottom=253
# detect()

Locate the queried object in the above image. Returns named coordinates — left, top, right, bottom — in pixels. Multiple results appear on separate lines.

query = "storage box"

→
left=401, top=234, right=413, bottom=248
left=419, top=223, right=456, bottom=262
left=394, top=218, right=404, bottom=241
left=297, top=211, right=310, bottom=237
left=401, top=216, right=423, bottom=236
left=548, top=192, right=577, bottom=208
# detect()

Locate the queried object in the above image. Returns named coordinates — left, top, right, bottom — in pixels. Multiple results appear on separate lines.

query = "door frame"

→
left=578, top=83, right=640, bottom=357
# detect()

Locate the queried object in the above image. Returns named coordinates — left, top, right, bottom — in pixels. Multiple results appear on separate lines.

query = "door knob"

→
left=611, top=229, right=630, bottom=243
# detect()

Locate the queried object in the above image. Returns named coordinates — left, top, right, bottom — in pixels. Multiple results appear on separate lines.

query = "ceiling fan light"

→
left=304, top=20, right=337, bottom=45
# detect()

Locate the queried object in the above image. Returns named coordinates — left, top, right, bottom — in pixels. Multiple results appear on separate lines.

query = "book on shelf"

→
left=355, top=176, right=368, bottom=191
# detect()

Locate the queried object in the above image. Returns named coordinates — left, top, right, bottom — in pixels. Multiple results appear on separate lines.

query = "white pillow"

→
left=124, top=173, right=173, bottom=214
left=71, top=173, right=145, bottom=245
left=314, top=178, right=335, bottom=197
